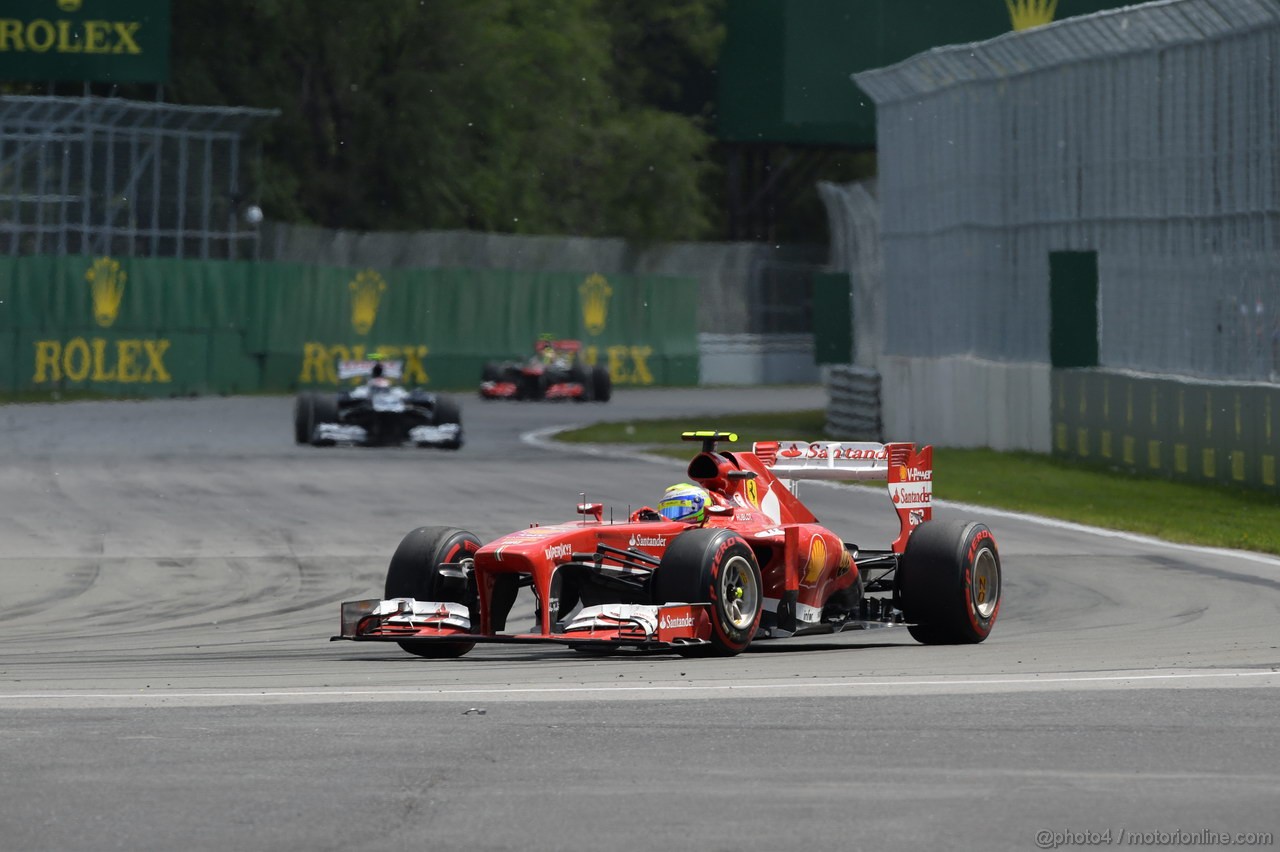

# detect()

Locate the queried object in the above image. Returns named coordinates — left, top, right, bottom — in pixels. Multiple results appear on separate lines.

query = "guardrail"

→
left=1054, top=368, right=1280, bottom=493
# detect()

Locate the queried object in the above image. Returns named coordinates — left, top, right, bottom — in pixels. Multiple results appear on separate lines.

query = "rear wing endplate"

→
left=753, top=440, right=933, bottom=553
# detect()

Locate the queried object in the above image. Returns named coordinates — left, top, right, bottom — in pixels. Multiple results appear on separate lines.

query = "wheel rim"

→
left=971, top=546, right=1000, bottom=619
left=719, top=555, right=759, bottom=629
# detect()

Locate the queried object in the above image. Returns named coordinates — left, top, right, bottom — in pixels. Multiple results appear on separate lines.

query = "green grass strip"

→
left=556, top=410, right=1280, bottom=557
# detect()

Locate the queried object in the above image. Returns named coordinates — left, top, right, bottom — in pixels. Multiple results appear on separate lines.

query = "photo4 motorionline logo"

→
left=1035, top=828, right=1273, bottom=849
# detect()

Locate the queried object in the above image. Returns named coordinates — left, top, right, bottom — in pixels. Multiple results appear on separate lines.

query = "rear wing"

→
left=337, top=359, right=403, bottom=380
left=753, top=440, right=933, bottom=553
left=534, top=339, right=582, bottom=353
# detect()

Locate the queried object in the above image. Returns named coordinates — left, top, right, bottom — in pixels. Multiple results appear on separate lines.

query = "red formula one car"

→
left=334, top=432, right=1002, bottom=658
left=479, top=338, right=612, bottom=402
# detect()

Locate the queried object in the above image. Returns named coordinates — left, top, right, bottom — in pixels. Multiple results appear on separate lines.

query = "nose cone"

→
left=475, top=526, right=581, bottom=571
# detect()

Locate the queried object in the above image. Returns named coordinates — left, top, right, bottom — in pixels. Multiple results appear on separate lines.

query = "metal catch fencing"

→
left=852, top=0, right=1280, bottom=383
left=818, top=178, right=883, bottom=368
left=0, top=95, right=277, bottom=261
left=262, top=221, right=827, bottom=337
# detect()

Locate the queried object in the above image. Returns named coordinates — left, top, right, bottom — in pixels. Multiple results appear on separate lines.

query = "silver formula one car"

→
left=294, top=359, right=463, bottom=449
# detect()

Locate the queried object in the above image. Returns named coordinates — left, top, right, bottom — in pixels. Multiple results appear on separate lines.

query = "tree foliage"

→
left=162, top=0, right=724, bottom=241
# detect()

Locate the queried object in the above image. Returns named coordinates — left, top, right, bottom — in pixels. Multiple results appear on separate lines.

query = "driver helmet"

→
left=369, top=356, right=388, bottom=385
left=658, top=482, right=709, bottom=524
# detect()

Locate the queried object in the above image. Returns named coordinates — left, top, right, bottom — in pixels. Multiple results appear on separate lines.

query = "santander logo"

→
left=776, top=442, right=889, bottom=461
left=890, top=483, right=932, bottom=505
left=628, top=534, right=666, bottom=548
left=660, top=613, right=695, bottom=630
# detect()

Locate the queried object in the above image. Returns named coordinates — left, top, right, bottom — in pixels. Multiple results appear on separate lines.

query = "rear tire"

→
left=591, top=365, right=612, bottom=402
left=293, top=393, right=314, bottom=444
left=384, top=526, right=480, bottom=658
left=655, top=529, right=762, bottom=657
left=481, top=362, right=501, bottom=382
left=898, top=520, right=1001, bottom=644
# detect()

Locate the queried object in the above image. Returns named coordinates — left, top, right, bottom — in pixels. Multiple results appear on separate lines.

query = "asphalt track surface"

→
left=1, top=387, right=1277, bottom=852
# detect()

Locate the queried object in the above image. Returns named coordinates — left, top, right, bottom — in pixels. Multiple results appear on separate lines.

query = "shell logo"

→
left=85, top=256, right=126, bottom=328
left=803, top=534, right=827, bottom=586
left=579, top=273, right=612, bottom=336
left=349, top=269, right=387, bottom=335
left=1005, top=0, right=1057, bottom=31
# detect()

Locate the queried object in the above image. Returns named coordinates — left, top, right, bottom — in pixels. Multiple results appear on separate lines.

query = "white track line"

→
left=2, top=669, right=1276, bottom=702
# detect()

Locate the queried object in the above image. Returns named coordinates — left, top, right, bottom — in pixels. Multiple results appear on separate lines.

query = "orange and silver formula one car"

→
left=478, top=338, right=612, bottom=402
left=334, top=432, right=1002, bottom=658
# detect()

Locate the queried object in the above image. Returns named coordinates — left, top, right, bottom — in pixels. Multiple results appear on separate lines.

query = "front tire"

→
left=655, top=529, right=762, bottom=657
left=293, top=393, right=315, bottom=444
left=384, top=526, right=480, bottom=658
left=308, top=394, right=339, bottom=446
left=898, top=520, right=1001, bottom=644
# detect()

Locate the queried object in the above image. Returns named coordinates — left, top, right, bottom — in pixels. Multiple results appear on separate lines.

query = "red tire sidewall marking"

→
left=708, top=539, right=757, bottom=651
left=441, top=536, right=477, bottom=565
left=963, top=528, right=998, bottom=637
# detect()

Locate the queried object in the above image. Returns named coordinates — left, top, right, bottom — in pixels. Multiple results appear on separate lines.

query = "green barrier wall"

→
left=0, top=255, right=699, bottom=396
left=811, top=272, right=853, bottom=366
left=1053, top=369, right=1280, bottom=494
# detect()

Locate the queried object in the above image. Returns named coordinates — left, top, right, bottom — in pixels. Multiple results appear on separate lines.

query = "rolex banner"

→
left=0, top=0, right=171, bottom=85
left=0, top=255, right=699, bottom=396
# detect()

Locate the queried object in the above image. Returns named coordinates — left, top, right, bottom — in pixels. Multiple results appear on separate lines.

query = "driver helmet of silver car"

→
left=657, top=482, right=709, bottom=524
left=368, top=352, right=390, bottom=386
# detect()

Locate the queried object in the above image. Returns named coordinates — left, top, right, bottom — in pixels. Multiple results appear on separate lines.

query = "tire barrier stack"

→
left=824, top=365, right=882, bottom=440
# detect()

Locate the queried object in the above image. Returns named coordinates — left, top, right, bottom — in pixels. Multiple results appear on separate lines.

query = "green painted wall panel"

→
left=718, top=0, right=1136, bottom=146
left=812, top=272, right=853, bottom=365
left=4, top=254, right=699, bottom=397
left=1053, top=369, right=1280, bottom=496
left=1049, top=251, right=1099, bottom=369
left=0, top=332, right=15, bottom=393
left=207, top=330, right=260, bottom=395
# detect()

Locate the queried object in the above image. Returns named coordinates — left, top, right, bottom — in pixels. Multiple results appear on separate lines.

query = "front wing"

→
left=478, top=381, right=586, bottom=400
left=313, top=421, right=460, bottom=446
left=543, top=381, right=586, bottom=400
left=478, top=381, right=519, bottom=398
left=332, top=598, right=713, bottom=650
